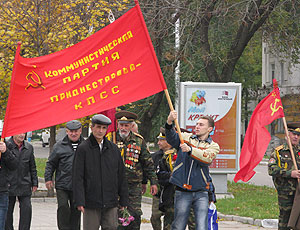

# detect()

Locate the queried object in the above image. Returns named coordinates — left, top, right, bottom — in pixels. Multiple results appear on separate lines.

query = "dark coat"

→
left=73, top=134, right=129, bottom=209
left=0, top=146, right=18, bottom=193
left=44, top=135, right=84, bottom=191
left=6, top=137, right=38, bottom=196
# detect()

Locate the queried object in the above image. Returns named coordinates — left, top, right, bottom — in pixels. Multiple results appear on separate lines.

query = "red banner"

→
left=234, top=79, right=285, bottom=182
left=101, top=108, right=117, bottom=134
left=2, top=4, right=166, bottom=137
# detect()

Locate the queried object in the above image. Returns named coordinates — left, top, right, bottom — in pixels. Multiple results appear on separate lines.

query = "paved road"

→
left=29, top=140, right=276, bottom=229
left=11, top=198, right=275, bottom=230
left=228, top=163, right=274, bottom=188
left=32, top=141, right=50, bottom=158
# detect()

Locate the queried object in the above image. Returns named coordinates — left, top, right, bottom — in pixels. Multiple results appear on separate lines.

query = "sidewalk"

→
left=24, top=178, right=277, bottom=229
left=9, top=197, right=277, bottom=230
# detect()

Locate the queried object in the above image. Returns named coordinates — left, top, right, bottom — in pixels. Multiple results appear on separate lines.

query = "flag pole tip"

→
left=273, top=79, right=278, bottom=89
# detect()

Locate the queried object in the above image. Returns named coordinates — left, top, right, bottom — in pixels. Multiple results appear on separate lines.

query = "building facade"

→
left=262, top=42, right=300, bottom=152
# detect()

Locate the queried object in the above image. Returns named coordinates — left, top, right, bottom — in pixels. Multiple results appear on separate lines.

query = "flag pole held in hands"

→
left=272, top=80, right=299, bottom=181
left=282, top=117, right=299, bottom=183
left=164, top=89, right=184, bottom=144
left=279, top=122, right=298, bottom=173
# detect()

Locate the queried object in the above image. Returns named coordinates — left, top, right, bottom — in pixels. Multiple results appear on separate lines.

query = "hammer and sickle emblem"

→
left=25, top=71, right=46, bottom=90
left=270, top=98, right=283, bottom=116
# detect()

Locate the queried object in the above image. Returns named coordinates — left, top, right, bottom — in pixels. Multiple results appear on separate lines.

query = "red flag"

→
left=100, top=108, right=116, bottom=134
left=2, top=3, right=166, bottom=138
left=234, top=79, right=284, bottom=182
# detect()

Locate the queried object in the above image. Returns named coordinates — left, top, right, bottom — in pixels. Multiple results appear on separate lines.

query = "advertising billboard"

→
left=179, top=82, right=241, bottom=173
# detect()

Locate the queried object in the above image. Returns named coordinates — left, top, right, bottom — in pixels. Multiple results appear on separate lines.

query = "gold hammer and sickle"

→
left=25, top=71, right=46, bottom=90
left=270, top=98, right=283, bottom=116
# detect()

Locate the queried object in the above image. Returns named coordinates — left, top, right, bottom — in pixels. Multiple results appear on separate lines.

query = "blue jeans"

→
left=172, top=190, right=208, bottom=230
left=0, top=192, right=9, bottom=230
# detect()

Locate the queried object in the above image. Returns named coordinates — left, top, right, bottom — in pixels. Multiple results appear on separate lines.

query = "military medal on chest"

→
left=117, top=141, right=124, bottom=149
left=124, top=143, right=141, bottom=169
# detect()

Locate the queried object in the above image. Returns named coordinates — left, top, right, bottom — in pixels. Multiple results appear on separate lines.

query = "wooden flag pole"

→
left=282, top=117, right=298, bottom=170
left=164, top=89, right=184, bottom=144
left=282, top=116, right=299, bottom=184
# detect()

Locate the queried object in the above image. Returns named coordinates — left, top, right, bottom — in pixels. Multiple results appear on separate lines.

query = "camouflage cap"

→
left=115, top=110, right=138, bottom=124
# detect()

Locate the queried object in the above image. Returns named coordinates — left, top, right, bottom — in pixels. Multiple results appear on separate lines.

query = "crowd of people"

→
left=0, top=109, right=221, bottom=230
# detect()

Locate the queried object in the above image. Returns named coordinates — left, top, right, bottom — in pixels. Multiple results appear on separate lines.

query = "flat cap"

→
left=288, top=122, right=300, bottom=135
left=157, top=127, right=166, bottom=140
left=92, top=114, right=112, bottom=125
left=66, top=120, right=82, bottom=130
left=115, top=110, right=138, bottom=124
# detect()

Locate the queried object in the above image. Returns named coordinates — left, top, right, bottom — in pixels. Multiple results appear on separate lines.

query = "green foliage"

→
left=232, top=34, right=262, bottom=123
left=2, top=0, right=300, bottom=141
left=217, top=181, right=278, bottom=219
left=35, top=158, right=47, bottom=178
left=263, top=1, right=300, bottom=65
left=0, top=0, right=131, bottom=119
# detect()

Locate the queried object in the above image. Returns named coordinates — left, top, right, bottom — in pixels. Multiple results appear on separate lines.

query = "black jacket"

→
left=0, top=146, right=18, bottom=193
left=154, top=149, right=176, bottom=211
left=73, top=134, right=129, bottom=209
left=44, top=135, right=84, bottom=191
left=7, top=137, right=38, bottom=196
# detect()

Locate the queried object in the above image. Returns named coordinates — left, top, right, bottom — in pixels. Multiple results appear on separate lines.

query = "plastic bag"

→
left=208, top=203, right=218, bottom=230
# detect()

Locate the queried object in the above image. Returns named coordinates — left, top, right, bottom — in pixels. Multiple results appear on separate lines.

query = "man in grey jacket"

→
left=5, top=133, right=38, bottom=230
left=45, top=120, right=83, bottom=230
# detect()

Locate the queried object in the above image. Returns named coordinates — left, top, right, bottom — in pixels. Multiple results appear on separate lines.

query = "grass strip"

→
left=216, top=181, right=279, bottom=220
left=35, top=158, right=47, bottom=178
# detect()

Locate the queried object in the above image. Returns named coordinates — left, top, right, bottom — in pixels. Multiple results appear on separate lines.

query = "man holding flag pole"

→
left=269, top=122, right=300, bottom=230
left=233, top=78, right=300, bottom=230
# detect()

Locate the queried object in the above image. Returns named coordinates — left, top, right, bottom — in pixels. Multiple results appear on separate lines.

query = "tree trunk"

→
left=140, top=91, right=164, bottom=141
left=49, top=125, right=56, bottom=154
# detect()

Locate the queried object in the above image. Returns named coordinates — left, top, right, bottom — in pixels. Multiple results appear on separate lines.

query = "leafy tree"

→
left=130, top=0, right=300, bottom=141
left=1, top=0, right=300, bottom=143
left=0, top=0, right=130, bottom=148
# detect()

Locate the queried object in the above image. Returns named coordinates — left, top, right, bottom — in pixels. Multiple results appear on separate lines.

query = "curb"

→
left=218, top=213, right=263, bottom=227
left=218, top=213, right=278, bottom=228
left=32, top=197, right=56, bottom=203
left=142, top=196, right=278, bottom=228
left=32, top=180, right=276, bottom=228
left=142, top=196, right=152, bottom=204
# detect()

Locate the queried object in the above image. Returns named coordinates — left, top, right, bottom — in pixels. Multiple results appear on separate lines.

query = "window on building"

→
left=270, top=63, right=275, bottom=85
left=280, top=62, right=284, bottom=83
left=277, top=119, right=284, bottom=133
left=271, top=64, right=275, bottom=80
